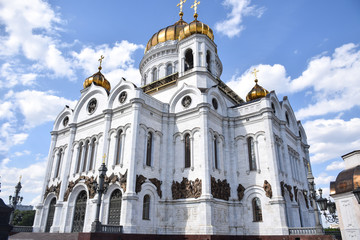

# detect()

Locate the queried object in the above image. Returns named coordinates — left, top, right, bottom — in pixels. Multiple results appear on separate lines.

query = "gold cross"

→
left=98, top=55, right=104, bottom=70
left=191, top=0, right=200, bottom=14
left=102, top=153, right=106, bottom=164
left=177, top=0, right=187, bottom=13
left=19, top=175, right=22, bottom=182
left=251, top=68, right=259, bottom=79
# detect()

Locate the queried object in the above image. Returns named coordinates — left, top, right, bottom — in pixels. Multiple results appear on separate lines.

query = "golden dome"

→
left=178, top=18, right=214, bottom=42
left=83, top=67, right=111, bottom=93
left=145, top=18, right=188, bottom=53
left=246, top=79, right=269, bottom=102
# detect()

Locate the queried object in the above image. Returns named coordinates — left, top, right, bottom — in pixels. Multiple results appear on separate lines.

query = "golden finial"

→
left=98, top=55, right=104, bottom=71
left=177, top=0, right=187, bottom=19
left=102, top=153, right=106, bottom=164
left=251, top=68, right=259, bottom=82
left=19, top=175, right=22, bottom=182
left=191, top=0, right=200, bottom=20
left=307, top=162, right=311, bottom=173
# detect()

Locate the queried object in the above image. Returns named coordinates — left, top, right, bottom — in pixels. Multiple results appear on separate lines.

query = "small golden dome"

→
left=246, top=79, right=269, bottom=102
left=83, top=68, right=111, bottom=93
left=145, top=18, right=188, bottom=53
left=178, top=18, right=214, bottom=42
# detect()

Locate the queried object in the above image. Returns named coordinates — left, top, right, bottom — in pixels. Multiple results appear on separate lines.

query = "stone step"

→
left=9, top=233, right=80, bottom=240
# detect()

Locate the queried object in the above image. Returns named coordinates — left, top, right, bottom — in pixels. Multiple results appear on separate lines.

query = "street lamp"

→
left=8, top=176, right=23, bottom=224
left=316, top=188, right=338, bottom=223
left=353, top=187, right=360, bottom=204
left=91, top=154, right=108, bottom=232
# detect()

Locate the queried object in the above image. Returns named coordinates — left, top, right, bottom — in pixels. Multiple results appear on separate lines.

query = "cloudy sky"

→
left=0, top=0, right=359, bottom=212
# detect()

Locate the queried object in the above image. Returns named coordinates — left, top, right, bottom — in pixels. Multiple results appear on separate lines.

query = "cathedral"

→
left=33, top=1, right=322, bottom=237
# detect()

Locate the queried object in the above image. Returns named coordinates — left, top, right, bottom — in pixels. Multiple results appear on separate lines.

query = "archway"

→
left=108, top=189, right=122, bottom=225
left=71, top=191, right=87, bottom=232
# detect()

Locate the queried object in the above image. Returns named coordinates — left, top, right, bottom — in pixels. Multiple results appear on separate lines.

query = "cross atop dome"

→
left=191, top=0, right=200, bottom=20
left=177, top=0, right=187, bottom=19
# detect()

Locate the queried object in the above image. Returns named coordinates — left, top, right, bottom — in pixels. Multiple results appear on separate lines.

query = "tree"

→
left=11, top=210, right=35, bottom=226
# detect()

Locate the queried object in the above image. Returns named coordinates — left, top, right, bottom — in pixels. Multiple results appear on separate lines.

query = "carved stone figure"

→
left=63, top=175, right=98, bottom=201
left=44, top=182, right=61, bottom=200
left=64, top=181, right=75, bottom=202
left=135, top=175, right=147, bottom=193
left=285, top=184, right=294, bottom=201
left=293, top=186, right=298, bottom=202
left=172, top=177, right=202, bottom=199
left=211, top=176, right=231, bottom=201
left=303, top=190, right=309, bottom=209
left=263, top=180, right=272, bottom=199
left=149, top=178, right=162, bottom=198
left=280, top=181, right=285, bottom=197
left=237, top=184, right=245, bottom=201
left=119, top=170, right=127, bottom=192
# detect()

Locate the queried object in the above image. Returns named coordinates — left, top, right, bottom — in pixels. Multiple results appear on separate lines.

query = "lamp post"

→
left=316, top=188, right=338, bottom=223
left=91, top=154, right=108, bottom=232
left=8, top=176, right=23, bottom=224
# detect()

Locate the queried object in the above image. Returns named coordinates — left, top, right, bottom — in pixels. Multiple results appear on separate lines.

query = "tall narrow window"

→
left=115, top=130, right=123, bottom=165
left=184, top=133, right=191, bottom=168
left=184, top=49, right=193, bottom=71
left=214, top=136, right=218, bottom=169
left=45, top=198, right=56, bottom=232
left=82, top=140, right=89, bottom=172
left=252, top=197, right=263, bottom=222
left=146, top=132, right=153, bottom=167
left=76, top=142, right=83, bottom=173
left=152, top=68, right=158, bottom=82
left=206, top=50, right=211, bottom=72
left=285, top=112, right=290, bottom=126
left=55, top=149, right=63, bottom=178
left=247, top=137, right=257, bottom=170
left=89, top=138, right=96, bottom=170
left=108, top=189, right=122, bottom=225
left=142, top=195, right=150, bottom=220
left=166, top=63, right=172, bottom=76
left=143, top=74, right=147, bottom=85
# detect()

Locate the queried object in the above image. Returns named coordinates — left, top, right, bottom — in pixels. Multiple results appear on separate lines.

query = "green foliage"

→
left=12, top=209, right=36, bottom=226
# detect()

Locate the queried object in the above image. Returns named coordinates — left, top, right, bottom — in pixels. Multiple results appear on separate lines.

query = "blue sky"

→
left=0, top=0, right=359, bottom=213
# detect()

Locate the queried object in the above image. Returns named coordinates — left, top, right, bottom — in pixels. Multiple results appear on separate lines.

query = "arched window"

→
left=146, top=132, right=153, bottom=167
left=247, top=137, right=257, bottom=171
left=184, top=133, right=191, bottom=168
left=252, top=197, right=263, bottom=222
left=271, top=102, right=276, bottom=114
left=115, top=130, right=123, bottom=165
left=214, top=136, right=218, bottom=169
left=45, top=198, right=56, bottom=232
left=55, top=148, right=63, bottom=178
left=72, top=191, right=87, bottom=232
left=142, top=195, right=150, bottom=220
left=285, top=112, right=290, bottom=126
left=89, top=138, right=96, bottom=171
left=166, top=63, right=172, bottom=76
left=108, top=189, right=122, bottom=225
left=184, top=49, right=193, bottom=71
left=206, top=50, right=211, bottom=72
left=82, top=140, right=89, bottom=172
left=152, top=68, right=158, bottom=82
left=76, top=142, right=83, bottom=173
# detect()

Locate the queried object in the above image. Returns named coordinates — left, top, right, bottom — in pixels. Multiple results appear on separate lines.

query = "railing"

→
left=289, top=227, right=324, bottom=235
left=101, top=224, right=123, bottom=233
left=11, top=225, right=33, bottom=232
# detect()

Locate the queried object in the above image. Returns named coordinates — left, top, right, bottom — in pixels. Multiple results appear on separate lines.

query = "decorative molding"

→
left=237, top=184, right=245, bottom=201
left=263, top=180, right=272, bottom=199
left=64, top=176, right=97, bottom=201
left=149, top=178, right=162, bottom=198
left=211, top=176, right=230, bottom=201
left=135, top=174, right=147, bottom=193
left=171, top=177, right=202, bottom=200
left=44, top=182, right=61, bottom=200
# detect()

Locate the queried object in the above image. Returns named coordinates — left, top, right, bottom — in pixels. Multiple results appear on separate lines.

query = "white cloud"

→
left=72, top=41, right=143, bottom=86
left=0, top=157, right=46, bottom=205
left=0, top=123, right=28, bottom=153
left=315, top=172, right=336, bottom=185
left=0, top=62, right=38, bottom=88
left=326, top=161, right=345, bottom=171
left=215, top=0, right=265, bottom=38
left=304, top=118, right=360, bottom=164
left=226, top=43, right=360, bottom=119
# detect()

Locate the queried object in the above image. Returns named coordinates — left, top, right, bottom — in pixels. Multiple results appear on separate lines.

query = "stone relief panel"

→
left=103, top=170, right=127, bottom=193
left=64, top=176, right=97, bottom=201
left=172, top=177, right=202, bottom=199
left=175, top=207, right=199, bottom=222
left=263, top=180, right=272, bottom=199
left=293, top=186, right=298, bottom=202
left=213, top=206, right=229, bottom=225
left=135, top=174, right=147, bottom=193
left=302, top=190, right=309, bottom=209
left=44, top=182, right=61, bottom=200
left=237, top=184, right=245, bottom=201
left=211, top=176, right=230, bottom=201
left=280, top=181, right=294, bottom=202
left=149, top=178, right=162, bottom=198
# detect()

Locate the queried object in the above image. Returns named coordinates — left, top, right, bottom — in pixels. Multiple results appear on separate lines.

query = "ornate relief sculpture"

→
left=280, top=181, right=285, bottom=197
left=211, top=176, right=231, bottom=201
left=63, top=175, right=98, bottom=201
left=293, top=186, right=298, bottom=202
left=44, top=182, right=61, bottom=200
left=263, top=180, right=272, bottom=199
left=119, top=170, right=127, bottom=192
left=237, top=184, right=245, bottom=201
left=172, top=177, right=202, bottom=199
left=285, top=184, right=294, bottom=201
left=135, top=174, right=147, bottom=193
left=303, top=190, right=309, bottom=209
left=149, top=178, right=163, bottom=198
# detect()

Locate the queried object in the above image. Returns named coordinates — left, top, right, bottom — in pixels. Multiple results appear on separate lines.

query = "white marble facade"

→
left=33, top=16, right=317, bottom=236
